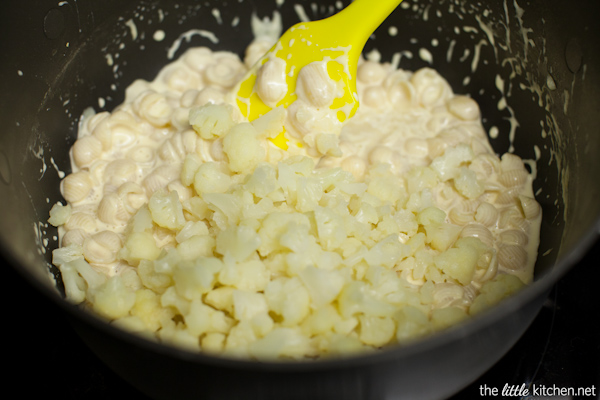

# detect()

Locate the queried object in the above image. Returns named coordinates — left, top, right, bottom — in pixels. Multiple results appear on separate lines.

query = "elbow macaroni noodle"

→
left=49, top=35, right=541, bottom=359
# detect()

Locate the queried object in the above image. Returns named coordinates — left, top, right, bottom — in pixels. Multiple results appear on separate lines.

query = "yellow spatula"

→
left=234, top=0, right=403, bottom=150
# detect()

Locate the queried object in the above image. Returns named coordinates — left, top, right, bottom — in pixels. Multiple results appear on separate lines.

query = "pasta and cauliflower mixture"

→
left=48, top=33, right=541, bottom=360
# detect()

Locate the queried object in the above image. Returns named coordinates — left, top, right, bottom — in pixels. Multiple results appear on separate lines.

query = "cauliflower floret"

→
left=204, top=286, right=235, bottom=314
left=298, top=266, right=346, bottom=308
left=58, top=261, right=87, bottom=303
left=358, top=315, right=395, bottom=347
left=184, top=299, right=234, bottom=337
left=224, top=320, right=257, bottom=358
left=148, top=189, right=186, bottom=230
left=257, top=212, right=311, bottom=256
left=91, top=275, right=136, bottom=320
left=173, top=257, right=223, bottom=300
left=300, top=304, right=341, bottom=336
left=176, top=235, right=216, bottom=260
left=248, top=327, right=313, bottom=360
left=265, top=277, right=311, bottom=326
left=434, top=245, right=479, bottom=285
left=393, top=305, right=432, bottom=342
left=215, top=225, right=261, bottom=262
left=430, top=306, right=468, bottom=330
left=218, top=258, right=269, bottom=291
left=130, top=288, right=175, bottom=332
left=430, top=144, right=474, bottom=181
left=181, top=154, right=203, bottom=187
left=189, top=103, right=236, bottom=139
left=454, top=167, right=484, bottom=199
left=48, top=202, right=72, bottom=226
left=137, top=260, right=172, bottom=292
left=250, top=106, right=286, bottom=139
left=469, top=273, right=525, bottom=315
left=337, top=281, right=397, bottom=319
left=424, top=222, right=462, bottom=252
left=193, top=162, right=232, bottom=194
left=364, top=234, right=410, bottom=269
left=175, top=221, right=210, bottom=244
left=52, top=244, right=84, bottom=267
left=120, top=232, right=162, bottom=265
left=223, top=123, right=265, bottom=173
left=313, top=206, right=346, bottom=251
left=243, top=163, right=279, bottom=199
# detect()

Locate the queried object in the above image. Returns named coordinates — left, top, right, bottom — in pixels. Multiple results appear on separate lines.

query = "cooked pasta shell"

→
left=403, top=138, right=429, bottom=158
left=194, top=87, right=226, bottom=107
left=61, top=171, right=93, bottom=203
left=500, top=229, right=529, bottom=246
left=65, top=212, right=97, bottom=232
left=167, top=180, right=194, bottom=203
left=368, top=146, right=395, bottom=166
left=93, top=110, right=141, bottom=149
left=362, top=86, right=388, bottom=108
left=256, top=58, right=288, bottom=106
left=425, top=107, right=455, bottom=133
left=180, top=89, right=200, bottom=108
left=158, top=133, right=187, bottom=162
left=171, top=107, right=191, bottom=131
left=104, top=159, right=138, bottom=187
left=60, top=229, right=88, bottom=247
left=426, top=137, right=448, bottom=159
left=410, top=68, right=452, bottom=108
left=357, top=61, right=386, bottom=84
left=498, top=244, right=527, bottom=271
left=432, top=282, right=465, bottom=309
left=518, top=195, right=541, bottom=220
left=448, top=205, right=475, bottom=226
left=298, top=62, right=337, bottom=109
left=204, top=54, right=244, bottom=88
left=498, top=208, right=519, bottom=229
left=127, top=145, right=156, bottom=165
left=85, top=111, right=110, bottom=134
left=469, top=153, right=500, bottom=179
left=83, top=230, right=122, bottom=264
left=500, top=153, right=525, bottom=172
left=91, top=118, right=113, bottom=150
left=460, top=223, right=494, bottom=247
left=473, top=249, right=498, bottom=283
left=341, top=156, right=367, bottom=180
left=72, top=135, right=103, bottom=168
left=474, top=202, right=499, bottom=227
left=97, top=193, right=129, bottom=225
left=494, top=189, right=519, bottom=206
left=111, top=111, right=142, bottom=148
left=142, top=165, right=181, bottom=195
left=498, top=169, right=529, bottom=188
left=447, top=95, right=480, bottom=121
left=133, top=90, right=173, bottom=128
left=117, top=182, right=147, bottom=214
left=509, top=214, right=529, bottom=231
left=162, top=64, right=201, bottom=92
left=182, top=46, right=214, bottom=72
left=209, top=138, right=226, bottom=162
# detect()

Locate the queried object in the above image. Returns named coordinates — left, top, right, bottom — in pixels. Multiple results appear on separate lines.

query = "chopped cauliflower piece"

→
left=189, top=103, right=236, bottom=139
left=223, top=123, right=265, bottom=173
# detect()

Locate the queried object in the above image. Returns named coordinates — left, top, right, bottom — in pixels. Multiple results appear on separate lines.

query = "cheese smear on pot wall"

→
left=47, top=12, right=541, bottom=360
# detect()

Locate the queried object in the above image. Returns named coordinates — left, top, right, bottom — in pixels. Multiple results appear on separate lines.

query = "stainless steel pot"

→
left=1, top=0, right=598, bottom=399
